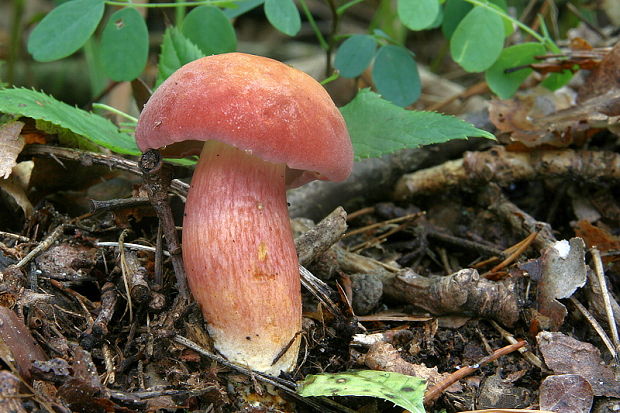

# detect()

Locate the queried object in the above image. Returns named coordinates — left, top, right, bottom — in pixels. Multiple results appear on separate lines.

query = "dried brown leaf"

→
left=0, top=121, right=25, bottom=179
left=537, top=331, right=620, bottom=397
left=539, top=374, right=593, bottom=413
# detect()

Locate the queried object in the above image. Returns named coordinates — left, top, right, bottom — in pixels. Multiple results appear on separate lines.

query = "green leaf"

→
left=182, top=6, right=237, bottom=55
left=264, top=0, right=301, bottom=36
left=442, top=0, right=472, bottom=39
left=485, top=42, right=546, bottom=99
left=542, top=69, right=574, bottom=91
left=334, top=35, right=377, bottom=78
left=100, top=8, right=149, bottom=81
left=450, top=6, right=505, bottom=72
left=488, top=0, right=514, bottom=37
left=340, top=89, right=495, bottom=160
left=223, top=0, right=264, bottom=19
left=372, top=45, right=420, bottom=107
left=298, top=370, right=426, bottom=413
left=156, top=27, right=206, bottom=87
left=0, top=88, right=139, bottom=155
left=28, top=0, right=105, bottom=62
left=397, top=0, right=441, bottom=31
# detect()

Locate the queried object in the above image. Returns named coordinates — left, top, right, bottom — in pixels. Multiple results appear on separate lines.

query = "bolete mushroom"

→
left=135, top=53, right=353, bottom=374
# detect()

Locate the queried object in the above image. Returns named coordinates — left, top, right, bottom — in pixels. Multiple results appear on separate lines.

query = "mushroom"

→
left=135, top=53, right=353, bottom=374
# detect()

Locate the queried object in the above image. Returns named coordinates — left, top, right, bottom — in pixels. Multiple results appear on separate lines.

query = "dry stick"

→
left=588, top=247, right=620, bottom=357
left=172, top=335, right=350, bottom=413
left=92, top=282, right=118, bottom=337
left=424, top=340, right=527, bottom=405
left=489, top=320, right=544, bottom=369
left=14, top=224, right=66, bottom=269
left=90, top=197, right=150, bottom=214
left=22, top=144, right=189, bottom=198
left=139, top=150, right=188, bottom=299
left=568, top=296, right=617, bottom=360
left=480, top=184, right=556, bottom=250
left=121, top=250, right=151, bottom=304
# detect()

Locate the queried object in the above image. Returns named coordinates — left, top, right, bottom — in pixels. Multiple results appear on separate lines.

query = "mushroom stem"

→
left=183, top=140, right=302, bottom=374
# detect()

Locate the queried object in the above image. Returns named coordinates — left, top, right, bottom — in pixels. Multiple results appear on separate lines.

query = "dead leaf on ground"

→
left=539, top=374, right=593, bottom=413
left=577, top=41, right=620, bottom=102
left=574, top=220, right=620, bottom=265
left=363, top=341, right=462, bottom=392
left=0, top=120, right=25, bottom=179
left=537, top=331, right=620, bottom=397
left=536, top=238, right=587, bottom=329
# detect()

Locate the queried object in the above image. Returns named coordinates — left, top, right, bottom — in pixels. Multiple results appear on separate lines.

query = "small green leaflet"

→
left=28, top=0, right=105, bottom=62
left=485, top=42, right=546, bottom=99
left=334, top=35, right=377, bottom=78
left=264, top=0, right=301, bottom=36
left=0, top=88, right=140, bottom=155
left=298, top=370, right=426, bottom=413
left=372, top=45, right=421, bottom=107
left=182, top=6, right=237, bottom=55
left=397, top=0, right=440, bottom=31
left=156, top=27, right=206, bottom=87
left=341, top=89, right=495, bottom=160
left=100, top=7, right=149, bottom=81
left=450, top=6, right=505, bottom=72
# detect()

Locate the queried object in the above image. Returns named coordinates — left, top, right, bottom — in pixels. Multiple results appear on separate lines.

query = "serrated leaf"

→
left=397, top=0, right=440, bottom=31
left=372, top=45, right=420, bottom=107
left=485, top=42, right=546, bottom=99
left=0, top=88, right=139, bottom=155
left=450, top=6, right=505, bottom=72
left=264, top=0, right=301, bottom=36
left=298, top=370, right=426, bottom=413
left=28, top=0, right=104, bottom=62
left=156, top=27, right=206, bottom=87
left=182, top=6, right=237, bottom=55
left=442, top=0, right=472, bottom=39
left=340, top=89, right=495, bottom=160
left=100, top=8, right=149, bottom=81
left=334, top=35, right=377, bottom=78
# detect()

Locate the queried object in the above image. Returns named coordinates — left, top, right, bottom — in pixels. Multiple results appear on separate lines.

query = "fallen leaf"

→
left=574, top=220, right=620, bottom=264
left=577, top=42, right=620, bottom=102
left=537, top=331, right=620, bottom=397
left=0, top=120, right=25, bottom=179
left=536, top=238, right=587, bottom=329
left=539, top=374, right=593, bottom=413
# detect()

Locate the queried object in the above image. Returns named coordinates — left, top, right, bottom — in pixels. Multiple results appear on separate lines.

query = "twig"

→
left=172, top=335, right=345, bottom=413
left=119, top=230, right=134, bottom=323
left=394, top=146, right=620, bottom=201
left=139, top=150, right=188, bottom=298
left=14, top=224, right=66, bottom=269
left=92, top=282, right=118, bottom=337
left=295, top=206, right=347, bottom=266
left=0, top=231, right=31, bottom=242
left=424, top=340, right=527, bottom=405
left=588, top=247, right=620, bottom=358
left=568, top=296, right=617, bottom=360
left=489, top=320, right=544, bottom=369
left=21, top=145, right=189, bottom=197
left=96, top=242, right=170, bottom=257
left=89, top=197, right=150, bottom=214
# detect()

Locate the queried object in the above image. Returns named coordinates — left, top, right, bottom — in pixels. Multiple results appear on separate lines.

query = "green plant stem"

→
left=7, top=0, right=25, bottom=86
left=92, top=103, right=139, bottom=123
left=336, top=0, right=364, bottom=15
left=320, top=72, right=339, bottom=86
left=105, top=0, right=230, bottom=7
left=175, top=0, right=186, bottom=25
left=464, top=0, right=545, bottom=43
left=298, top=0, right=328, bottom=50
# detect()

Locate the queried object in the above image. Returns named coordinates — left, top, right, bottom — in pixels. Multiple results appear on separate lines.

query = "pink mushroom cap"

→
left=135, top=53, right=353, bottom=187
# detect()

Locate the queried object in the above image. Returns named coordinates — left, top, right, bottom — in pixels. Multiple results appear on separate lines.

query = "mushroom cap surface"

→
left=135, top=53, right=353, bottom=186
